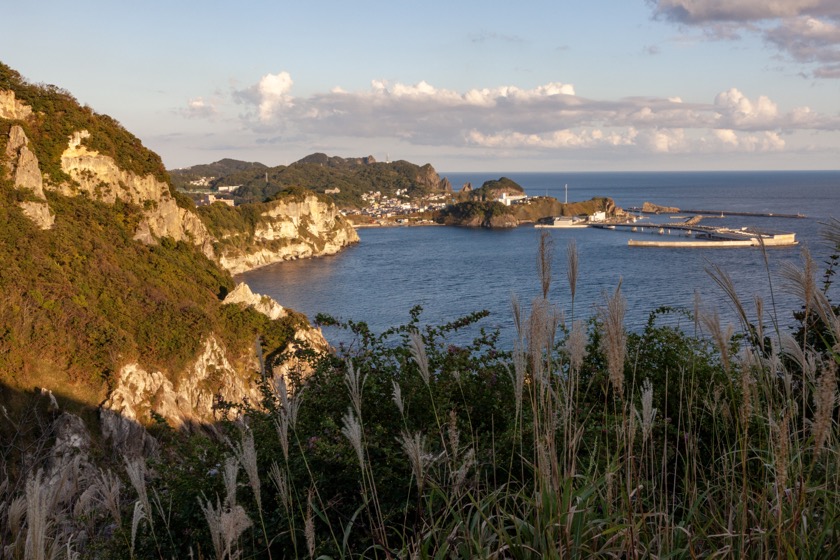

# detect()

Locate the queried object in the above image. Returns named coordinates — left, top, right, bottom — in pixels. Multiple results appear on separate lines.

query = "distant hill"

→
left=170, top=152, right=453, bottom=208
left=169, top=158, right=267, bottom=190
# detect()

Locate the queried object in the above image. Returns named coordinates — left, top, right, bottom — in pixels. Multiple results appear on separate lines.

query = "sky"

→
left=2, top=0, right=839, bottom=172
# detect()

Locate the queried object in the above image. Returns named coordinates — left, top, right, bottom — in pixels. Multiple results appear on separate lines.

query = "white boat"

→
left=534, top=216, right=589, bottom=229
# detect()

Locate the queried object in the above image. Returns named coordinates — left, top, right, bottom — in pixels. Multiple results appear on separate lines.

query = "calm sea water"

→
left=240, top=171, right=840, bottom=348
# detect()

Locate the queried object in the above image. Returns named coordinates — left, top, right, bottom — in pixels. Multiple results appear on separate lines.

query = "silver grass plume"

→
left=275, top=413, right=290, bottom=463
left=706, top=263, right=750, bottom=333
left=700, top=309, right=734, bottom=374
left=7, top=495, right=26, bottom=540
left=400, top=431, right=428, bottom=493
left=780, top=248, right=818, bottom=339
left=566, top=320, right=588, bottom=374
left=812, top=362, right=837, bottom=454
left=124, top=456, right=151, bottom=518
left=199, top=496, right=252, bottom=560
left=567, top=239, right=578, bottom=314
left=392, top=380, right=405, bottom=416
left=305, top=488, right=316, bottom=558
left=24, top=470, right=50, bottom=560
left=344, top=358, right=365, bottom=418
left=130, top=500, right=145, bottom=557
left=448, top=410, right=460, bottom=461
left=408, top=330, right=430, bottom=386
left=599, top=283, right=627, bottom=396
left=772, top=410, right=791, bottom=499
left=96, top=469, right=122, bottom=526
left=528, top=296, right=559, bottom=377
left=538, top=230, right=553, bottom=299
left=451, top=448, right=475, bottom=492
left=819, top=216, right=840, bottom=251
left=223, top=456, right=239, bottom=509
left=268, top=463, right=291, bottom=513
left=235, top=430, right=261, bottom=511
left=341, top=408, right=365, bottom=469
left=780, top=332, right=817, bottom=383
left=640, top=379, right=657, bottom=443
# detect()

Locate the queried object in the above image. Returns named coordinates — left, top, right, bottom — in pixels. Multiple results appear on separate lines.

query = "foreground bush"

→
left=1, top=227, right=839, bottom=559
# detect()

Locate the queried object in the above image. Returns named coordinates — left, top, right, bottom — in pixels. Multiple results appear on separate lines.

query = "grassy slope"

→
left=0, top=63, right=305, bottom=414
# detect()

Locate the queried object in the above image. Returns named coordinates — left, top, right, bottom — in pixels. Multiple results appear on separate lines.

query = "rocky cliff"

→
left=0, top=62, right=341, bottom=454
left=200, top=191, right=360, bottom=275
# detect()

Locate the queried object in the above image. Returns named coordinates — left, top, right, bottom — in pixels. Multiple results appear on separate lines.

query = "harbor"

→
left=589, top=222, right=798, bottom=248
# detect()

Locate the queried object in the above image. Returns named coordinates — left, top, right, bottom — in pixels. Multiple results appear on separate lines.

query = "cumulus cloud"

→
left=226, top=72, right=838, bottom=157
left=180, top=97, right=219, bottom=119
left=649, top=0, right=840, bottom=78
left=234, top=71, right=294, bottom=121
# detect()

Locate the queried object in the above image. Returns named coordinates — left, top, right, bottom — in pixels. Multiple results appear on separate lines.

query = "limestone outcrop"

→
left=4, top=124, right=55, bottom=229
left=0, top=89, right=32, bottom=120
left=101, top=286, right=329, bottom=454
left=57, top=130, right=214, bottom=254
left=215, top=195, right=360, bottom=274
left=223, top=282, right=287, bottom=320
left=101, top=336, right=260, bottom=454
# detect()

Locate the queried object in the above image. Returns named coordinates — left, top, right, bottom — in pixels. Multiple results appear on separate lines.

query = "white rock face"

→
left=5, top=125, right=45, bottom=197
left=0, top=89, right=32, bottom=120
left=4, top=125, right=55, bottom=229
left=56, top=130, right=214, bottom=255
left=217, top=196, right=359, bottom=274
left=223, top=282, right=286, bottom=320
left=101, top=336, right=263, bottom=454
left=19, top=200, right=56, bottom=229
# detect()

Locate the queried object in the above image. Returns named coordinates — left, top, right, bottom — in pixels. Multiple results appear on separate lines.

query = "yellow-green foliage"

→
left=0, top=181, right=300, bottom=401
left=0, top=61, right=169, bottom=186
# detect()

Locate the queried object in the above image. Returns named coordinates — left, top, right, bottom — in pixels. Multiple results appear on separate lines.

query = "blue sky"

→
left=2, top=0, right=839, bottom=171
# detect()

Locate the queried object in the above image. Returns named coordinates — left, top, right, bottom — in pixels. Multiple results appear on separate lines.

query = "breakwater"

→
left=628, top=206, right=806, bottom=219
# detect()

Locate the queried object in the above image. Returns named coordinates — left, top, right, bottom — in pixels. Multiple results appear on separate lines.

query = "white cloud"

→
left=714, top=88, right=779, bottom=127
left=180, top=97, right=218, bottom=119
left=223, top=72, right=838, bottom=157
left=650, top=0, right=840, bottom=78
left=257, top=71, right=294, bottom=121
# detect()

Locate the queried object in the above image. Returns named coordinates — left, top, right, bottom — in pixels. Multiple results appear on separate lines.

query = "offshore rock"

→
left=642, top=201, right=680, bottom=214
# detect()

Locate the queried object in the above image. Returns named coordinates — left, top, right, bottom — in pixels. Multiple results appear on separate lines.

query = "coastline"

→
left=351, top=221, right=444, bottom=229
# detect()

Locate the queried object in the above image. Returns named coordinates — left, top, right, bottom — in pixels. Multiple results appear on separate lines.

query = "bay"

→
left=239, top=171, right=840, bottom=349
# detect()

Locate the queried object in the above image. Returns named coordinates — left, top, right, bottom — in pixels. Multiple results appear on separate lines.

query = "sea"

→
left=239, top=171, right=840, bottom=350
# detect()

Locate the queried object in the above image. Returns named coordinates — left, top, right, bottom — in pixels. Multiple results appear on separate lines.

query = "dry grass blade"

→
left=235, top=430, right=261, bottom=510
left=408, top=330, right=430, bottom=386
left=705, top=262, right=750, bottom=333
left=599, top=283, right=627, bottom=396
left=538, top=231, right=553, bottom=299
left=344, top=358, right=365, bottom=418
left=819, top=216, right=840, bottom=248
left=341, top=408, right=364, bottom=469
left=567, top=239, right=578, bottom=311
left=400, top=431, right=428, bottom=493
